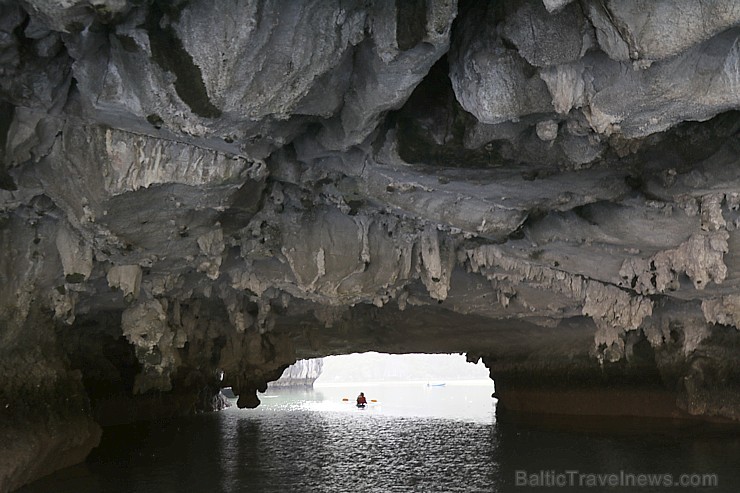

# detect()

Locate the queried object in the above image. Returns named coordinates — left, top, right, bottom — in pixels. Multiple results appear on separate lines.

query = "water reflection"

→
left=257, top=382, right=496, bottom=422
left=492, top=423, right=740, bottom=492
left=17, top=383, right=740, bottom=493
left=210, top=410, right=497, bottom=492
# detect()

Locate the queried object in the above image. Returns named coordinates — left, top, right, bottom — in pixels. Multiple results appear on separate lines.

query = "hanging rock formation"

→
left=1, top=0, right=739, bottom=490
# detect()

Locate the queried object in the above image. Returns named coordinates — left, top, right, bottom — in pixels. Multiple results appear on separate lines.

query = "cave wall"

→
left=1, top=0, right=739, bottom=490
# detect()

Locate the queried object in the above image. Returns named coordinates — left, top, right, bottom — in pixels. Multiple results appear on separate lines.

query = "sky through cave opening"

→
left=230, top=353, right=498, bottom=423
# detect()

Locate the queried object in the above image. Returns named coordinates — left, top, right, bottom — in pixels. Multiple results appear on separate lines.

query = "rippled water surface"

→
left=19, top=384, right=740, bottom=492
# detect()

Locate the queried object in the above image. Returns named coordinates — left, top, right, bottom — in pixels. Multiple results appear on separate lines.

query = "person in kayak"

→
left=356, top=392, right=367, bottom=408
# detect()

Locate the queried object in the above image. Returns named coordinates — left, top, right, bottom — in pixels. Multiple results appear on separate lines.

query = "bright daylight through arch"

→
left=241, top=353, right=497, bottom=422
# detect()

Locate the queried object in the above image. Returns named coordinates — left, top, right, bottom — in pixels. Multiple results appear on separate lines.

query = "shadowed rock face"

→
left=1, top=0, right=739, bottom=490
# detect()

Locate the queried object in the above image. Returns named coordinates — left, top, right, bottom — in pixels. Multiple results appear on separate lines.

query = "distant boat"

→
left=426, top=382, right=446, bottom=387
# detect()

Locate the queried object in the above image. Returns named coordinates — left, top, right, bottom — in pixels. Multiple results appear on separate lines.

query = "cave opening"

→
left=5, top=0, right=740, bottom=490
left=223, top=352, right=497, bottom=422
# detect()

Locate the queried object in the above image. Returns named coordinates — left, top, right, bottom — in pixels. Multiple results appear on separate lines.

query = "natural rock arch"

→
left=1, top=0, right=740, bottom=491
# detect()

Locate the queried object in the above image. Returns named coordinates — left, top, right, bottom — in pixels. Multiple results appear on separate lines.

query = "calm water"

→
left=19, top=383, right=740, bottom=493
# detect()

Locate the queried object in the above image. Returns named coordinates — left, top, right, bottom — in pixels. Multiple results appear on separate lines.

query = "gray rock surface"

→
left=269, top=358, right=324, bottom=387
left=1, top=0, right=740, bottom=490
left=585, top=0, right=740, bottom=62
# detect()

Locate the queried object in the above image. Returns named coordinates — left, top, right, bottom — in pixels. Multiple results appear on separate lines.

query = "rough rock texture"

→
left=268, top=358, right=324, bottom=387
left=1, top=0, right=739, bottom=490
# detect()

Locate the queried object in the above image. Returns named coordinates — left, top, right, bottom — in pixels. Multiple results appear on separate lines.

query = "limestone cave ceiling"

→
left=1, top=0, right=740, bottom=417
